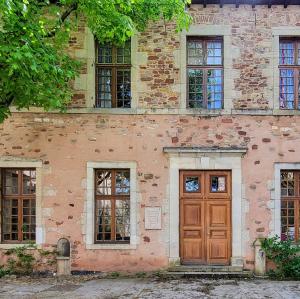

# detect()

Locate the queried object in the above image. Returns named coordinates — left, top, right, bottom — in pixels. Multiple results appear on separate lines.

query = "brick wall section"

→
left=67, top=18, right=87, bottom=108
left=63, top=5, right=300, bottom=110
left=188, top=5, right=296, bottom=110
left=138, top=22, right=180, bottom=108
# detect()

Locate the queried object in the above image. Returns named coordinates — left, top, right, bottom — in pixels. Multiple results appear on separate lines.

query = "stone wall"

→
left=67, top=5, right=300, bottom=111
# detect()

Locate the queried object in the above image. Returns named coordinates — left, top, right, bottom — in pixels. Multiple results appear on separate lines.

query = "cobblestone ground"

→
left=0, top=276, right=300, bottom=299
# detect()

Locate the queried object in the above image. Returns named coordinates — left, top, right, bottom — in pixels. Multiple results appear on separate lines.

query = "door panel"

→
left=180, top=199, right=205, bottom=263
left=180, top=170, right=231, bottom=265
left=206, top=201, right=231, bottom=264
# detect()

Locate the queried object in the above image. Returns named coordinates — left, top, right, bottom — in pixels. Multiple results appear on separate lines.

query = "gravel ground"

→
left=0, top=275, right=299, bottom=299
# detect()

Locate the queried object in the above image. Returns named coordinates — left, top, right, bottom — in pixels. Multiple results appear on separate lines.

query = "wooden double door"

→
left=180, top=170, right=231, bottom=265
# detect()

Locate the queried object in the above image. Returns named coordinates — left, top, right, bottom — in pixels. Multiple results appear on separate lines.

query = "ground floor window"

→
left=94, top=169, right=130, bottom=243
left=281, top=170, right=300, bottom=242
left=1, top=168, right=36, bottom=243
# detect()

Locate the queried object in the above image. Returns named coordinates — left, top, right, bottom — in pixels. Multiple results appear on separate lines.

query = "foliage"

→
left=1, top=243, right=57, bottom=276
left=261, top=236, right=300, bottom=279
left=109, top=271, right=121, bottom=278
left=0, top=265, right=9, bottom=278
left=0, top=0, right=192, bottom=122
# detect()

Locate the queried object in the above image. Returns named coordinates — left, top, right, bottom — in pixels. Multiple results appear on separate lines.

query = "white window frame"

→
left=85, top=161, right=138, bottom=249
left=0, top=157, right=43, bottom=249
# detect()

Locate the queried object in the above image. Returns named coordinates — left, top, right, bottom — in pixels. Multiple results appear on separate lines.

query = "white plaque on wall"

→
left=145, top=207, right=161, bottom=230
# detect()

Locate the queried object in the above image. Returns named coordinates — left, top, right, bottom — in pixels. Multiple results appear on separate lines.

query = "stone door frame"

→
left=164, top=147, right=247, bottom=267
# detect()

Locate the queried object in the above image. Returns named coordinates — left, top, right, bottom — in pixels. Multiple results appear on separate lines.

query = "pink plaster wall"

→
left=0, top=113, right=299, bottom=271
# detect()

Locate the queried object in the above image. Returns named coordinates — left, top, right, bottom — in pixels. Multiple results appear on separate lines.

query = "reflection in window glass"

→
left=281, top=171, right=294, bottom=197
left=116, top=200, right=130, bottom=241
left=279, top=42, right=294, bottom=65
left=187, top=37, right=223, bottom=109
left=116, top=171, right=130, bottom=194
left=96, top=68, right=112, bottom=108
left=185, top=176, right=200, bottom=192
left=280, top=69, right=294, bottom=109
left=96, top=41, right=131, bottom=108
left=4, top=169, right=19, bottom=195
left=95, top=169, right=130, bottom=243
left=188, top=69, right=204, bottom=108
left=96, top=170, right=112, bottom=195
left=117, top=69, right=131, bottom=108
left=211, top=176, right=226, bottom=192
left=96, top=200, right=112, bottom=241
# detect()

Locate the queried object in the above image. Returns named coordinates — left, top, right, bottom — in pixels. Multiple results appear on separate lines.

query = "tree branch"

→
left=45, top=2, right=78, bottom=38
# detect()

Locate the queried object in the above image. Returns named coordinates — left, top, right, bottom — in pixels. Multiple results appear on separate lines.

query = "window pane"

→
left=4, top=169, right=18, bottom=195
left=116, top=171, right=130, bottom=194
left=187, top=40, right=204, bottom=65
left=188, top=69, right=204, bottom=108
left=207, top=69, right=223, bottom=109
left=279, top=69, right=294, bottom=109
left=2, top=198, right=19, bottom=241
left=207, top=41, right=222, bottom=65
left=22, top=170, right=36, bottom=194
left=281, top=200, right=295, bottom=241
left=281, top=171, right=295, bottom=197
left=117, top=69, right=131, bottom=108
left=115, top=200, right=130, bottom=241
left=96, top=170, right=112, bottom=195
left=117, top=41, right=131, bottom=64
left=96, top=200, right=112, bottom=241
left=96, top=68, right=112, bottom=108
left=279, top=42, right=294, bottom=65
left=185, top=176, right=200, bottom=192
left=97, top=44, right=112, bottom=63
left=22, top=199, right=36, bottom=241
left=211, top=176, right=226, bottom=192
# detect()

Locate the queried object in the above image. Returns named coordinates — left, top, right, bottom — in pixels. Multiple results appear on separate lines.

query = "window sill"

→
left=13, top=106, right=300, bottom=116
left=86, top=243, right=137, bottom=250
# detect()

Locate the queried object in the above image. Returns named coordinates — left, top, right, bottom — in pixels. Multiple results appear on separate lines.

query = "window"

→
left=281, top=170, right=300, bottom=242
left=1, top=169, right=36, bottom=243
left=279, top=38, right=300, bottom=109
left=95, top=41, right=131, bottom=108
left=95, top=169, right=130, bottom=243
left=187, top=37, right=223, bottom=109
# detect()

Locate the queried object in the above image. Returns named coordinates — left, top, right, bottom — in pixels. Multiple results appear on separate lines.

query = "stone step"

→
left=168, top=265, right=244, bottom=273
left=165, top=271, right=253, bottom=279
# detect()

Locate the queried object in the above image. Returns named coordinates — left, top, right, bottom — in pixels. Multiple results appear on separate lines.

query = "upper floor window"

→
left=1, top=169, right=36, bottom=243
left=95, top=41, right=131, bottom=108
left=187, top=37, right=223, bottom=109
left=279, top=38, right=300, bottom=110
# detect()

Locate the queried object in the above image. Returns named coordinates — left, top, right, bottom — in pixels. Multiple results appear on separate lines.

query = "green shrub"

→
left=261, top=236, right=300, bottom=279
left=1, top=243, right=57, bottom=276
left=0, top=265, right=9, bottom=278
left=5, top=244, right=36, bottom=275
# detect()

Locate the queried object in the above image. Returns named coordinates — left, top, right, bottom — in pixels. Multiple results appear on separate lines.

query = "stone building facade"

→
left=1, top=3, right=300, bottom=272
